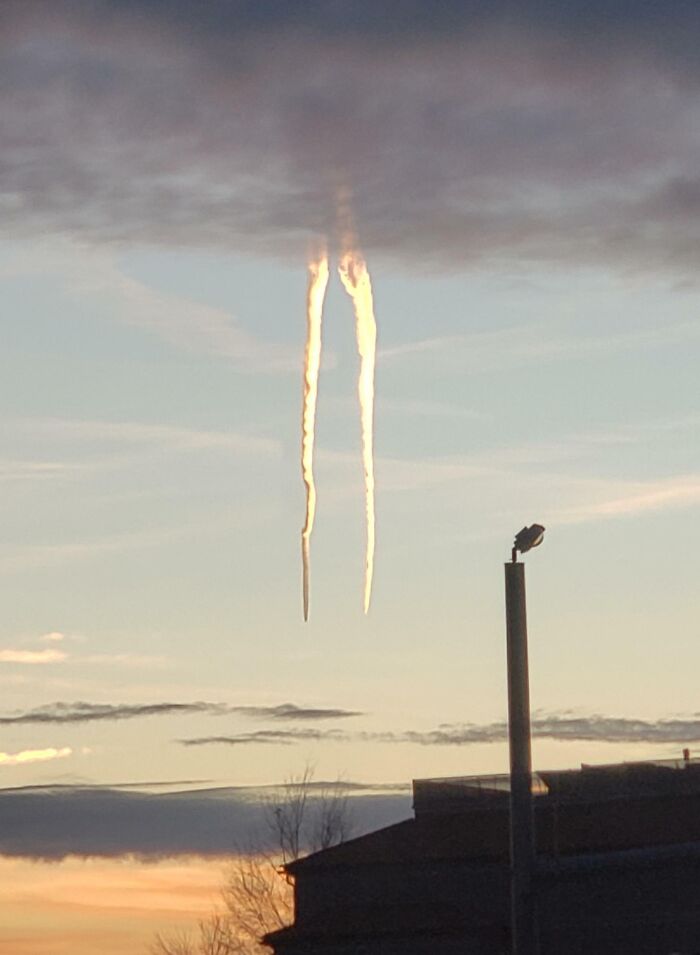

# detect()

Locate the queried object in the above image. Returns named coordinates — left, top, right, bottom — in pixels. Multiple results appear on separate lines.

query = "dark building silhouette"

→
left=265, top=758, right=700, bottom=954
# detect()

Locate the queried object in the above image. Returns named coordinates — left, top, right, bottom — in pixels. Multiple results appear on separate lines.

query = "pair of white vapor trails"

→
left=300, top=248, right=377, bottom=621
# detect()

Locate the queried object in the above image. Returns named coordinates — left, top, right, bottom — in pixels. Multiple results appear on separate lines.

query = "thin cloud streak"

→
left=16, top=416, right=281, bottom=458
left=80, top=654, right=171, bottom=669
left=392, top=716, right=700, bottom=747
left=234, top=703, right=363, bottom=721
left=178, top=714, right=700, bottom=749
left=0, top=700, right=363, bottom=726
left=321, top=411, right=700, bottom=526
left=554, top=474, right=700, bottom=525
left=0, top=747, right=72, bottom=766
left=379, top=319, right=700, bottom=373
left=179, top=729, right=347, bottom=747
left=0, top=505, right=281, bottom=574
left=39, top=632, right=66, bottom=643
left=2, top=244, right=297, bottom=372
left=0, top=415, right=281, bottom=490
left=0, top=649, right=67, bottom=665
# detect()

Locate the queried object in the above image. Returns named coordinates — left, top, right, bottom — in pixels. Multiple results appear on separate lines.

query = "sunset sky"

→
left=2, top=1, right=700, bottom=950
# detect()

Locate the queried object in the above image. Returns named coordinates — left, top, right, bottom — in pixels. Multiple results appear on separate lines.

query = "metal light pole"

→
left=504, top=524, right=544, bottom=955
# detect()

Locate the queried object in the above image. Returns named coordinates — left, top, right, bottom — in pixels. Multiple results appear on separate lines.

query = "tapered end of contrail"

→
left=363, top=566, right=373, bottom=615
left=302, top=535, right=310, bottom=622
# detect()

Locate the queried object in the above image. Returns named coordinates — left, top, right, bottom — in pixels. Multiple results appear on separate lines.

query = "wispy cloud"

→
left=0, top=649, right=67, bottom=665
left=0, top=702, right=214, bottom=726
left=0, top=460, right=88, bottom=484
left=0, top=700, right=363, bottom=726
left=555, top=474, right=700, bottom=524
left=0, top=747, right=71, bottom=766
left=38, top=632, right=66, bottom=644
left=377, top=715, right=700, bottom=747
left=179, top=729, right=348, bottom=747
left=0, top=508, right=275, bottom=573
left=233, top=703, right=363, bottom=721
left=15, top=416, right=281, bottom=459
left=80, top=654, right=171, bottom=670
left=178, top=713, right=700, bottom=749
left=320, top=413, right=700, bottom=526
left=3, top=244, right=296, bottom=372
left=379, top=320, right=700, bottom=373
left=0, top=416, right=280, bottom=491
left=324, top=395, right=487, bottom=421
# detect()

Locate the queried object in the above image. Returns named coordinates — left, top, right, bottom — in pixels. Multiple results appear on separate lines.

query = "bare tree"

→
left=150, top=767, right=353, bottom=955
left=265, top=764, right=313, bottom=866
left=151, top=917, right=237, bottom=955
left=151, top=929, right=198, bottom=955
left=311, top=779, right=352, bottom=852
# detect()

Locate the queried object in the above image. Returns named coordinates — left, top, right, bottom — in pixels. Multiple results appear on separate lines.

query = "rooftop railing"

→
left=413, top=757, right=700, bottom=814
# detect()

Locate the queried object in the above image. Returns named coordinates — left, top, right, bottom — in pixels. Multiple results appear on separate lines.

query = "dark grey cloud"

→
left=0, top=782, right=410, bottom=860
left=180, top=728, right=349, bottom=747
left=0, top=701, right=216, bottom=725
left=3, top=1, right=700, bottom=272
left=0, top=700, right=362, bottom=725
left=235, top=703, right=363, bottom=721
left=90, top=1, right=700, bottom=64
left=536, top=716, right=700, bottom=745
left=179, top=714, right=700, bottom=749
left=374, top=715, right=700, bottom=746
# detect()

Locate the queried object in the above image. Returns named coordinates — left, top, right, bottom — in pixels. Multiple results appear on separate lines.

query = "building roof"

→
left=287, top=758, right=700, bottom=875
left=285, top=810, right=509, bottom=873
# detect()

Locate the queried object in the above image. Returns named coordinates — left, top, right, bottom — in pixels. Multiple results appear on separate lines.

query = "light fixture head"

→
left=513, top=524, right=545, bottom=556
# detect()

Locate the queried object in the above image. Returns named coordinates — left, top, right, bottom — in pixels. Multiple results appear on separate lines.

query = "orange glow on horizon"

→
left=0, top=855, right=224, bottom=955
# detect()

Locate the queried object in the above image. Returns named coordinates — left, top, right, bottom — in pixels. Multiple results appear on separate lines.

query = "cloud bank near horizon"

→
left=3, top=1, right=700, bottom=273
left=0, top=784, right=411, bottom=860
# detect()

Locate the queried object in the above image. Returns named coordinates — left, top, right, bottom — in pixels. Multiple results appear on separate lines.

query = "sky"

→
left=2, top=0, right=700, bottom=949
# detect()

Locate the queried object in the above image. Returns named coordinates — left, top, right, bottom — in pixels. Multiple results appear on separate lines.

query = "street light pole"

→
left=504, top=524, right=544, bottom=955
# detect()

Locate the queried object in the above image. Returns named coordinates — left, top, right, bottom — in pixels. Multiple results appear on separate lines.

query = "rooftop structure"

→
left=266, top=758, right=700, bottom=955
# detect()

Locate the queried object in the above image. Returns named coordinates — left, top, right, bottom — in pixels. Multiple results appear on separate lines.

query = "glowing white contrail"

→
left=338, top=249, right=377, bottom=614
left=301, top=253, right=330, bottom=621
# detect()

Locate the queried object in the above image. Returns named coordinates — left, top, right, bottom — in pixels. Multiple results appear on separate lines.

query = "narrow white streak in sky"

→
left=338, top=252, right=378, bottom=614
left=0, top=649, right=67, bottom=664
left=378, top=319, right=700, bottom=371
left=0, top=506, right=277, bottom=574
left=314, top=440, right=700, bottom=530
left=322, top=395, right=488, bottom=421
left=81, top=654, right=171, bottom=669
left=39, top=632, right=66, bottom=643
left=0, top=747, right=71, bottom=766
left=0, top=419, right=281, bottom=494
left=2, top=242, right=297, bottom=373
left=0, top=461, right=86, bottom=483
left=301, top=254, right=330, bottom=622
left=379, top=398, right=488, bottom=420
left=12, top=417, right=281, bottom=457
left=556, top=476, right=700, bottom=524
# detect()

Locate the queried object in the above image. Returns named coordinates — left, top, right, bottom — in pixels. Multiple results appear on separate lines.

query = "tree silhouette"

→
left=151, top=767, right=353, bottom=955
